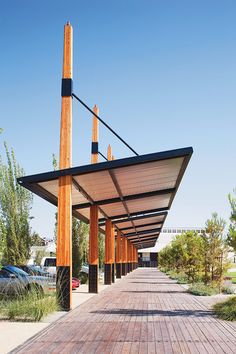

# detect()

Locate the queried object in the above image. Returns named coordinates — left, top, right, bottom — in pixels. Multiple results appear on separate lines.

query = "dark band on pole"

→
left=61, top=79, right=73, bottom=97
left=104, top=264, right=112, bottom=284
left=91, top=142, right=99, bottom=154
left=56, top=266, right=70, bottom=311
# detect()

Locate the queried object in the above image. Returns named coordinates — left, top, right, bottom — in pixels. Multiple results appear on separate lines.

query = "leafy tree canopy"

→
left=227, top=189, right=236, bottom=251
left=0, top=142, right=33, bottom=264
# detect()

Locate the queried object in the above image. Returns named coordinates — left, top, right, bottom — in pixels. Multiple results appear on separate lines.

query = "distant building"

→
left=28, top=241, right=56, bottom=265
left=138, top=227, right=204, bottom=267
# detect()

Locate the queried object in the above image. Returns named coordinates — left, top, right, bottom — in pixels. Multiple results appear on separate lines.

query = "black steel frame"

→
left=99, top=211, right=167, bottom=227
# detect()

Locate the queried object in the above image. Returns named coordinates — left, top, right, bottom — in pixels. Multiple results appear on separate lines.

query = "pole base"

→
left=104, top=263, right=112, bottom=284
left=127, top=263, right=130, bottom=273
left=121, top=263, right=127, bottom=276
left=56, top=266, right=71, bottom=311
left=112, top=263, right=115, bottom=283
left=116, top=263, right=121, bottom=278
left=89, top=264, right=98, bottom=293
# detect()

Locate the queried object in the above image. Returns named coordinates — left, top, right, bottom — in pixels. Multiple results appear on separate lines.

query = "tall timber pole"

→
left=89, top=105, right=99, bottom=293
left=104, top=145, right=113, bottom=285
left=57, top=22, right=73, bottom=311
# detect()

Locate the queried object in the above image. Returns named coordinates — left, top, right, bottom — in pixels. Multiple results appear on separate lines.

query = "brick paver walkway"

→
left=12, top=268, right=236, bottom=353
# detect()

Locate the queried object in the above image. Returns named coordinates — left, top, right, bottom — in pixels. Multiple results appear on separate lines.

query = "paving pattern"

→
left=12, top=268, right=236, bottom=353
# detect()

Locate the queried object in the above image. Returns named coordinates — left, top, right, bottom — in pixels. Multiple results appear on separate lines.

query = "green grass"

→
left=188, top=283, right=219, bottom=296
left=0, top=291, right=59, bottom=321
left=213, top=296, right=236, bottom=321
left=224, top=272, right=236, bottom=284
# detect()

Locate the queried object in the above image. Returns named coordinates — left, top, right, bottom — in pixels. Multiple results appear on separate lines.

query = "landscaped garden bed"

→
left=0, top=292, right=59, bottom=322
left=213, top=296, right=236, bottom=321
left=158, top=215, right=236, bottom=322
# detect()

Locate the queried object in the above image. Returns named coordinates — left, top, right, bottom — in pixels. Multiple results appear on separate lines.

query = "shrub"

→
left=158, top=267, right=169, bottom=273
left=188, top=283, right=219, bottom=296
left=165, top=270, right=189, bottom=284
left=176, top=273, right=189, bottom=284
left=213, top=296, right=236, bottom=321
left=168, top=271, right=179, bottom=280
left=221, top=286, right=235, bottom=295
left=79, top=272, right=88, bottom=284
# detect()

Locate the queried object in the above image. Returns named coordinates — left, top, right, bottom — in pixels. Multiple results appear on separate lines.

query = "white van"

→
left=40, top=257, right=89, bottom=276
left=41, top=257, right=56, bottom=277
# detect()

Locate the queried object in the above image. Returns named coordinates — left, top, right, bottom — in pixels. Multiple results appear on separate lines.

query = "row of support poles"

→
left=56, top=23, right=140, bottom=309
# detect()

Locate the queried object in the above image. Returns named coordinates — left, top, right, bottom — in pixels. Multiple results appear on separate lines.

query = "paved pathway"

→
left=12, top=268, right=236, bottom=353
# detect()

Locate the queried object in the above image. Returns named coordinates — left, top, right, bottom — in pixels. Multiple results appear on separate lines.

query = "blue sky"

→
left=0, top=1, right=235, bottom=238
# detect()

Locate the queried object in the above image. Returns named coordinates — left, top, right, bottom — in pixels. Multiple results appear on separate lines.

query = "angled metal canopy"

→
left=18, top=147, right=193, bottom=248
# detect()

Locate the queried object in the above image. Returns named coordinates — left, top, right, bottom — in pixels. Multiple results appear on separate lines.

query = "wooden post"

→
left=57, top=22, right=73, bottom=311
left=91, top=105, right=99, bottom=164
left=132, top=244, right=135, bottom=270
left=123, top=236, right=128, bottom=275
left=127, top=240, right=131, bottom=273
left=104, top=219, right=112, bottom=284
left=127, top=240, right=130, bottom=273
left=116, top=230, right=122, bottom=278
left=121, top=234, right=125, bottom=276
left=104, top=145, right=113, bottom=285
left=130, top=243, right=133, bottom=271
left=126, top=240, right=129, bottom=273
left=89, top=105, right=99, bottom=293
left=111, top=154, right=116, bottom=283
left=111, top=223, right=115, bottom=283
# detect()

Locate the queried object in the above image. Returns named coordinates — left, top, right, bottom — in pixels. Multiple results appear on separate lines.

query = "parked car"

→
left=0, top=265, right=55, bottom=297
left=72, top=278, right=78, bottom=290
left=41, top=257, right=56, bottom=277
left=41, top=257, right=89, bottom=277
left=81, top=263, right=89, bottom=274
left=16, top=265, right=51, bottom=278
left=72, top=277, right=80, bottom=288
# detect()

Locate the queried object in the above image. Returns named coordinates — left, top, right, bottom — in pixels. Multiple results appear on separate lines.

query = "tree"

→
left=0, top=217, right=6, bottom=265
left=72, top=217, right=80, bottom=277
left=78, top=221, right=89, bottom=268
left=31, top=232, right=46, bottom=246
left=158, top=231, right=204, bottom=282
left=0, top=142, right=33, bottom=264
left=98, top=232, right=105, bottom=270
left=182, top=231, right=203, bottom=282
left=202, top=213, right=228, bottom=285
left=227, top=189, right=236, bottom=251
left=34, top=249, right=46, bottom=266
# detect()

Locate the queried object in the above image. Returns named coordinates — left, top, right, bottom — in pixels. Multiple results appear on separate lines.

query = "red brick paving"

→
left=12, top=268, right=236, bottom=353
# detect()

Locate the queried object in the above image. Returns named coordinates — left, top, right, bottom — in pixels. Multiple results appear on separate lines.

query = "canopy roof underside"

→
left=18, top=147, right=193, bottom=249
